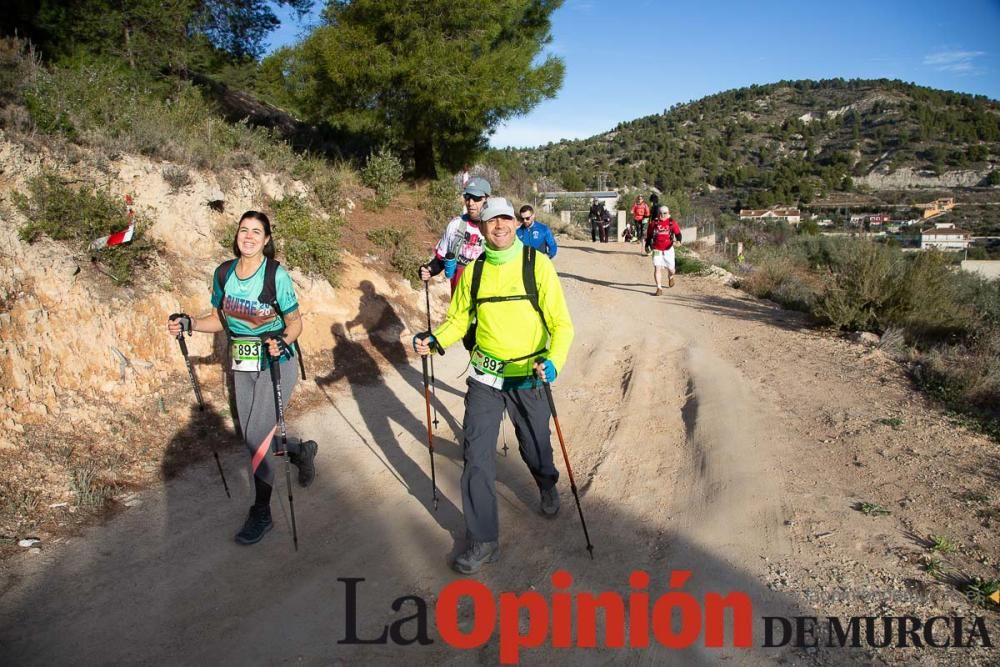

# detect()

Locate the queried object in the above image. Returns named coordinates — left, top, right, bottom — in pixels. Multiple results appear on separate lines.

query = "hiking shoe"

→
left=654, top=287, right=662, bottom=296
left=540, top=486, right=560, bottom=517
left=452, top=541, right=500, bottom=575
left=234, top=505, right=272, bottom=545
left=668, top=276, right=675, bottom=288
left=291, top=440, right=318, bottom=487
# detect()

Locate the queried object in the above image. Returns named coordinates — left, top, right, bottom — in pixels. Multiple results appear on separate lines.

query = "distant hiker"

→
left=623, top=223, right=635, bottom=243
left=419, top=176, right=491, bottom=292
left=412, top=197, right=575, bottom=575
left=166, top=210, right=316, bottom=546
left=589, top=198, right=603, bottom=242
left=599, top=204, right=611, bottom=243
left=516, top=205, right=558, bottom=258
left=644, top=205, right=683, bottom=295
left=631, top=195, right=650, bottom=243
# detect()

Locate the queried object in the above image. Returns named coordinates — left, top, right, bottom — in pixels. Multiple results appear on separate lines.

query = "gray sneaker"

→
left=540, top=486, right=560, bottom=517
left=452, top=541, right=500, bottom=575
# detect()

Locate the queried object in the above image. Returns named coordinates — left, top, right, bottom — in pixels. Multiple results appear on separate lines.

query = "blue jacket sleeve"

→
left=545, top=225, right=558, bottom=258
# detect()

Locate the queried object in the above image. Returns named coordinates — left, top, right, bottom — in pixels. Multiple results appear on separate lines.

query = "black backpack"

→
left=213, top=257, right=307, bottom=378
left=465, top=245, right=549, bottom=358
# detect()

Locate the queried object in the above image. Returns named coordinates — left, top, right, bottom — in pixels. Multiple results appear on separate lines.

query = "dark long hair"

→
left=231, top=210, right=276, bottom=259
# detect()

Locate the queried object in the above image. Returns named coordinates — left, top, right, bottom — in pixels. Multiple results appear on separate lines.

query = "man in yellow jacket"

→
left=414, top=197, right=575, bottom=574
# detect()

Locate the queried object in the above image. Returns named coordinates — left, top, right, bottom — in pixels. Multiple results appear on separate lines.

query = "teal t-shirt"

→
left=211, top=259, right=299, bottom=364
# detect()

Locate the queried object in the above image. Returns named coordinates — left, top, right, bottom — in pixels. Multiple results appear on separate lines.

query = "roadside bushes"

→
left=271, top=197, right=342, bottom=287
left=739, top=235, right=999, bottom=435
left=6, top=48, right=346, bottom=218
left=744, top=236, right=982, bottom=342
left=367, top=228, right=423, bottom=288
left=14, top=171, right=156, bottom=284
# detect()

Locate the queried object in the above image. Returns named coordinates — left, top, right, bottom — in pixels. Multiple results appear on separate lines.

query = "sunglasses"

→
left=521, top=213, right=533, bottom=219
left=464, top=194, right=486, bottom=202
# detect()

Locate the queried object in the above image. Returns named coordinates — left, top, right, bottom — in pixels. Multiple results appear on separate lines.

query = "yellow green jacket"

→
left=434, top=240, right=574, bottom=378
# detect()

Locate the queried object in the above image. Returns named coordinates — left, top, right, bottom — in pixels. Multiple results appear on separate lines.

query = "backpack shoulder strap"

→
left=214, top=259, right=237, bottom=294
left=469, top=253, right=487, bottom=314
left=522, top=245, right=548, bottom=332
left=261, top=257, right=308, bottom=379
left=260, top=257, right=280, bottom=312
left=213, top=259, right=238, bottom=334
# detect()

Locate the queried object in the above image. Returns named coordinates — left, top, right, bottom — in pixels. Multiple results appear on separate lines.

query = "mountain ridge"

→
left=494, top=78, right=1000, bottom=215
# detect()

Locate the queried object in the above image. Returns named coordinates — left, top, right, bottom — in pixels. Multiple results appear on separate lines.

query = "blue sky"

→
left=266, top=0, right=1000, bottom=149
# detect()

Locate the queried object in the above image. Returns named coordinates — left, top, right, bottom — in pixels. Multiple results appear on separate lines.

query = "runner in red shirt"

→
left=644, top=205, right=683, bottom=295
left=630, top=196, right=650, bottom=244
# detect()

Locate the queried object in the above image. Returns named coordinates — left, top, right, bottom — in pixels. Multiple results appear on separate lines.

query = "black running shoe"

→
left=234, top=505, right=273, bottom=545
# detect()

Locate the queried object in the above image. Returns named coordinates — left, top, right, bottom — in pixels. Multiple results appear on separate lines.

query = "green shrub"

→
left=361, top=146, right=404, bottom=209
left=310, top=168, right=342, bottom=214
left=14, top=171, right=156, bottom=284
left=738, top=234, right=999, bottom=439
left=270, top=196, right=342, bottom=287
left=367, top=228, right=423, bottom=288
left=161, top=165, right=192, bottom=194
left=675, top=247, right=706, bottom=274
left=423, top=178, right=460, bottom=233
left=740, top=249, right=820, bottom=313
left=0, top=37, right=40, bottom=105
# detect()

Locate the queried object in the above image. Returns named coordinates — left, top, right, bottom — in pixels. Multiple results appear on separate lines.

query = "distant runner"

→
left=644, top=204, right=683, bottom=295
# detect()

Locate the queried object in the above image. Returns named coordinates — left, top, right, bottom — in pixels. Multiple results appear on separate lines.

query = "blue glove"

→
left=537, top=359, right=557, bottom=383
left=412, top=332, right=443, bottom=355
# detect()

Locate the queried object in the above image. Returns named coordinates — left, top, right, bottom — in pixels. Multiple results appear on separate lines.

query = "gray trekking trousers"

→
left=233, top=360, right=299, bottom=485
left=462, top=377, right=559, bottom=542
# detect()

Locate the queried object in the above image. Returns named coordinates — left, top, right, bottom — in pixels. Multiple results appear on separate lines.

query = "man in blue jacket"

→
left=515, top=205, right=558, bottom=259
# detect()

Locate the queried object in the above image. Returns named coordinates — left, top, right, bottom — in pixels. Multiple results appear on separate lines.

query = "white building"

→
left=920, top=227, right=971, bottom=250
left=739, top=206, right=801, bottom=224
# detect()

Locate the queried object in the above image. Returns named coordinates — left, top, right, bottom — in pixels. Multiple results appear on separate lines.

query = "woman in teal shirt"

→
left=166, top=211, right=315, bottom=545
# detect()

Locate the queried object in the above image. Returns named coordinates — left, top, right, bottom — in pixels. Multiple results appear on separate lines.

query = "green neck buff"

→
left=485, top=238, right=523, bottom=265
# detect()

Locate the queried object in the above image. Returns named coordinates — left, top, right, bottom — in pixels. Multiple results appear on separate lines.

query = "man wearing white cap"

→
left=413, top=197, right=575, bottom=575
left=644, top=204, right=683, bottom=295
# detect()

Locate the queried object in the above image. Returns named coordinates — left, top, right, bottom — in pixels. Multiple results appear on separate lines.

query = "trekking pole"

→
left=423, top=281, right=439, bottom=429
left=268, top=339, right=298, bottom=551
left=500, top=412, right=509, bottom=457
left=538, top=366, right=595, bottom=560
left=420, top=338, right=445, bottom=510
left=168, top=313, right=230, bottom=498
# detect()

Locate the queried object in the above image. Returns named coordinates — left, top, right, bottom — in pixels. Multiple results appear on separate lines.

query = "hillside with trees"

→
left=489, top=78, right=1000, bottom=213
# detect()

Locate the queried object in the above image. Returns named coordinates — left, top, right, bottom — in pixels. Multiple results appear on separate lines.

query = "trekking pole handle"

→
left=168, top=312, right=192, bottom=335
left=264, top=332, right=291, bottom=359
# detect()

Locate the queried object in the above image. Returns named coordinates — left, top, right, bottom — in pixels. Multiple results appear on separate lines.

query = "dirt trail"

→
left=1, top=240, right=996, bottom=665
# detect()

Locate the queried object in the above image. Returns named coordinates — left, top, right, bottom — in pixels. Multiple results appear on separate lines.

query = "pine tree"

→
left=263, top=0, right=564, bottom=177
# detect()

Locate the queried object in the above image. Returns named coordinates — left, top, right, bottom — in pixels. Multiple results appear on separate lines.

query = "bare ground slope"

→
left=0, top=240, right=996, bottom=665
